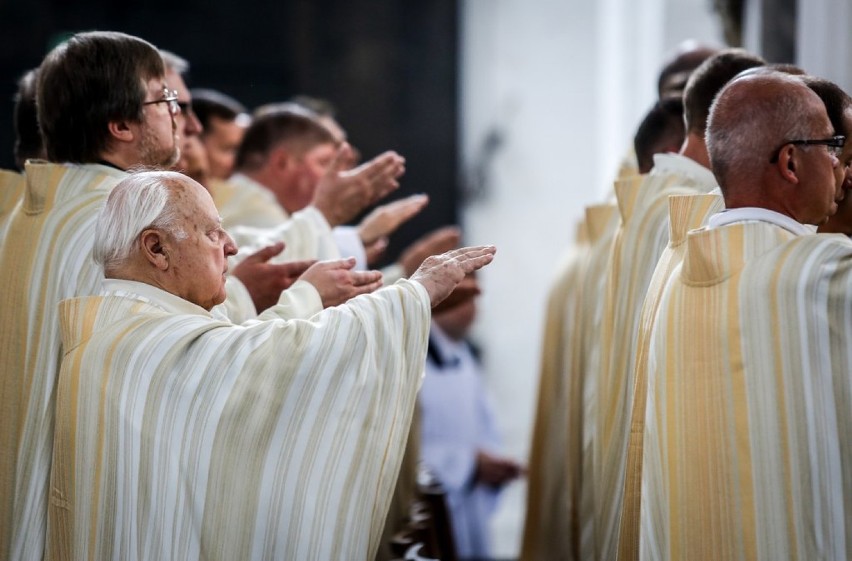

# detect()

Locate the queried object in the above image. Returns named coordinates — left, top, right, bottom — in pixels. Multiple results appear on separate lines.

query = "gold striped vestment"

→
left=641, top=223, right=852, bottom=560
left=615, top=193, right=724, bottom=560
left=595, top=155, right=717, bottom=560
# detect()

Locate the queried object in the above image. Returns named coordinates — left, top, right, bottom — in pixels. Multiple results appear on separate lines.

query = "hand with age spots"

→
left=299, top=257, right=384, bottom=308
left=410, top=246, right=496, bottom=308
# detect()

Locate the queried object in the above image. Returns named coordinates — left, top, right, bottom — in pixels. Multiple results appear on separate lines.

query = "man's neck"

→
left=679, top=132, right=711, bottom=169
left=96, top=151, right=132, bottom=172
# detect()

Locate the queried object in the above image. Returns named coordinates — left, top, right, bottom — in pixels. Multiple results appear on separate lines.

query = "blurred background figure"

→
left=192, top=88, right=251, bottom=181
left=419, top=273, right=523, bottom=560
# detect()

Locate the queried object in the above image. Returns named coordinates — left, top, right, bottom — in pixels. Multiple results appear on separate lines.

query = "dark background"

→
left=0, top=0, right=460, bottom=264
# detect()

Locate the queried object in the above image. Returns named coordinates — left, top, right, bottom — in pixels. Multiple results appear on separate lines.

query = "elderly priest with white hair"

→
left=46, top=170, right=496, bottom=561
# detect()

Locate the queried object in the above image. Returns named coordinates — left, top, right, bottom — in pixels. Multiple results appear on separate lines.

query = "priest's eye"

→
left=207, top=229, right=222, bottom=242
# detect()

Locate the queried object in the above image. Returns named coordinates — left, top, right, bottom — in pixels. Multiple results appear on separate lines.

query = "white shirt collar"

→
left=651, top=153, right=717, bottom=188
left=707, top=207, right=817, bottom=236
left=101, top=279, right=213, bottom=317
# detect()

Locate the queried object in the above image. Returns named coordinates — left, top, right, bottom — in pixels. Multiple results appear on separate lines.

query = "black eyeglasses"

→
left=142, top=86, right=180, bottom=116
left=769, top=135, right=846, bottom=163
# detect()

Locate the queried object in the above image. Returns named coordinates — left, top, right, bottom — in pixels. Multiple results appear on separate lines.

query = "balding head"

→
left=95, top=171, right=237, bottom=309
left=708, top=72, right=841, bottom=224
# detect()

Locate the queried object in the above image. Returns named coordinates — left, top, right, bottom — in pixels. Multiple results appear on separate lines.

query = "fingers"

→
left=359, top=151, right=405, bottom=202
left=444, top=245, right=497, bottom=263
left=244, top=241, right=286, bottom=263
left=349, top=269, right=383, bottom=287
left=314, top=256, right=358, bottom=272
left=272, top=259, right=315, bottom=279
left=386, top=193, right=429, bottom=220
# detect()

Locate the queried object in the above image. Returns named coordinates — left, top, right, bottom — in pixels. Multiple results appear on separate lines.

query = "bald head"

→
left=708, top=72, right=841, bottom=224
left=708, top=73, right=826, bottom=187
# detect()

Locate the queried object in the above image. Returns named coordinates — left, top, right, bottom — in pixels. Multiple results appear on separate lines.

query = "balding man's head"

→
left=95, top=171, right=237, bottom=309
left=708, top=72, right=841, bottom=224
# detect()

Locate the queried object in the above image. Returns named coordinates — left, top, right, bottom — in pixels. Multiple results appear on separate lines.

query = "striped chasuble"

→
left=0, top=161, right=126, bottom=561
left=48, top=277, right=430, bottom=561
left=615, top=193, right=724, bottom=560
left=0, top=168, right=24, bottom=233
left=521, top=221, right=590, bottom=561
left=640, top=222, right=852, bottom=561
left=0, top=162, right=257, bottom=561
left=595, top=155, right=717, bottom=560
left=520, top=202, right=619, bottom=561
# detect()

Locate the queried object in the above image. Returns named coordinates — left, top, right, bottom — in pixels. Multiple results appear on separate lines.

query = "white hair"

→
left=93, top=171, right=188, bottom=272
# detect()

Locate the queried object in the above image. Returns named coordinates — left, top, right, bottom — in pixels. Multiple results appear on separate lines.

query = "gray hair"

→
left=160, top=50, right=189, bottom=75
left=707, top=73, right=819, bottom=189
left=93, top=171, right=188, bottom=272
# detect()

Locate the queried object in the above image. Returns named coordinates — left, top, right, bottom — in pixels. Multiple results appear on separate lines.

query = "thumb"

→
left=244, top=241, right=285, bottom=263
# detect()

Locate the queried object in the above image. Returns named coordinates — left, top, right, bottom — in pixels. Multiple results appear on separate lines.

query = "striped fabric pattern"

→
left=210, top=175, right=289, bottom=231
left=48, top=278, right=430, bottom=561
left=595, top=158, right=718, bottom=560
left=616, top=193, right=724, bottom=560
left=521, top=201, right=621, bottom=561
left=0, top=161, right=127, bottom=561
left=577, top=203, right=621, bottom=561
left=0, top=168, right=24, bottom=234
left=522, top=222, right=590, bottom=561
left=640, top=223, right=852, bottom=561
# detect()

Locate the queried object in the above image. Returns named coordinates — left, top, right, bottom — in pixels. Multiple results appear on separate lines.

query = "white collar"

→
left=650, top=153, right=717, bottom=188
left=707, top=207, right=817, bottom=236
left=101, top=279, right=213, bottom=317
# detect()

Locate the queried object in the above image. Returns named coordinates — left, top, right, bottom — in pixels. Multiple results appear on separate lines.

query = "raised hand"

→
left=357, top=194, right=429, bottom=246
left=410, top=245, right=496, bottom=307
left=230, top=242, right=315, bottom=313
left=312, top=143, right=406, bottom=227
left=399, top=226, right=462, bottom=277
left=300, top=257, right=384, bottom=308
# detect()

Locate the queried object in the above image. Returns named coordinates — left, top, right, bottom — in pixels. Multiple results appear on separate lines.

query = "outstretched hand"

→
left=358, top=194, right=429, bottom=246
left=410, top=245, right=496, bottom=307
left=312, top=143, right=406, bottom=227
left=399, top=226, right=462, bottom=277
left=231, top=242, right=316, bottom=313
left=300, top=257, right=384, bottom=308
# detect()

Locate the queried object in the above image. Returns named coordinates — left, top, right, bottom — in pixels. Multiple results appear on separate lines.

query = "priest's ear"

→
left=107, top=119, right=136, bottom=145
left=774, top=143, right=800, bottom=184
left=140, top=229, right=170, bottom=270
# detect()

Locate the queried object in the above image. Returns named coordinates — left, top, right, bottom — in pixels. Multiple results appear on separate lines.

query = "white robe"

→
left=49, top=277, right=431, bottom=561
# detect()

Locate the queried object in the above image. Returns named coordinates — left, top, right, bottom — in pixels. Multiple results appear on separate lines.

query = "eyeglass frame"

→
left=141, top=86, right=180, bottom=116
left=769, top=135, right=846, bottom=163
